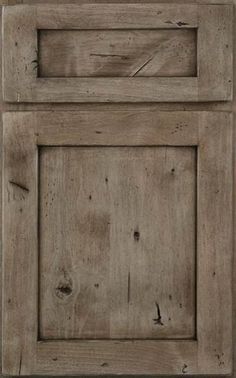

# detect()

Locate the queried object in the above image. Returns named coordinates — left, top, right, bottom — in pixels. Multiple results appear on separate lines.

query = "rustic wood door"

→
left=2, top=110, right=233, bottom=375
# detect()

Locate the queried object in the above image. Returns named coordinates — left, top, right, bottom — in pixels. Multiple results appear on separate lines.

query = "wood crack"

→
left=131, top=56, right=154, bottom=77
left=18, top=351, right=22, bottom=375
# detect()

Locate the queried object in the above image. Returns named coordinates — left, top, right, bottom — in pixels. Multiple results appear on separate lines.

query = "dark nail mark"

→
left=127, top=272, right=130, bottom=303
left=15, top=42, right=18, bottom=46
left=89, top=195, right=92, bottom=200
left=9, top=180, right=29, bottom=192
left=52, top=357, right=58, bottom=361
left=94, top=283, right=99, bottom=288
left=134, top=230, right=140, bottom=241
left=182, top=364, right=188, bottom=374
left=8, top=298, right=11, bottom=304
left=215, top=353, right=225, bottom=366
left=169, top=294, right=172, bottom=300
left=179, top=303, right=183, bottom=308
left=56, top=284, right=72, bottom=296
left=132, top=56, right=154, bottom=76
left=165, top=20, right=189, bottom=26
left=171, top=168, right=175, bottom=174
left=177, top=21, right=189, bottom=26
left=153, top=302, right=164, bottom=326
left=95, top=130, right=102, bottom=134
left=105, top=177, right=108, bottom=183
left=213, top=271, right=216, bottom=277
left=101, top=362, right=108, bottom=367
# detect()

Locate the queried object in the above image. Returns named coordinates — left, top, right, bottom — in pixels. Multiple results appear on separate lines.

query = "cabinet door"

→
left=2, top=111, right=232, bottom=375
left=2, top=4, right=232, bottom=102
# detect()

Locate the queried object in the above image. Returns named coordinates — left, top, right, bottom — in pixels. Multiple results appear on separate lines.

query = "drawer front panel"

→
left=2, top=4, right=232, bottom=102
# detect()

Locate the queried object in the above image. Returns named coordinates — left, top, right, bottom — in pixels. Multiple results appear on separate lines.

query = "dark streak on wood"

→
left=18, top=351, right=22, bottom=375
left=90, top=53, right=128, bottom=60
left=127, top=271, right=130, bottom=303
left=153, top=302, right=164, bottom=326
left=9, top=180, right=29, bottom=192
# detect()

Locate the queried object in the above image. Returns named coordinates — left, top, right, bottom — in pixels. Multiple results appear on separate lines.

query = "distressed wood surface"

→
left=39, top=29, right=196, bottom=78
left=197, top=112, right=233, bottom=373
left=39, top=146, right=196, bottom=340
left=34, top=110, right=200, bottom=146
left=2, top=4, right=232, bottom=102
left=35, top=4, right=198, bottom=29
left=2, top=113, right=38, bottom=375
left=35, top=340, right=198, bottom=375
left=198, top=4, right=233, bottom=100
left=0, top=0, right=235, bottom=377
left=2, top=111, right=233, bottom=375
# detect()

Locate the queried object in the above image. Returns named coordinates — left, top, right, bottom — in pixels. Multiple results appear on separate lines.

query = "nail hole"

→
left=101, top=362, right=108, bottom=367
left=134, top=230, right=140, bottom=241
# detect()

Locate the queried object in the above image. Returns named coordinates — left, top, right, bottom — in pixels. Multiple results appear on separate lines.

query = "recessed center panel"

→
left=38, top=29, right=197, bottom=78
left=39, top=146, right=196, bottom=340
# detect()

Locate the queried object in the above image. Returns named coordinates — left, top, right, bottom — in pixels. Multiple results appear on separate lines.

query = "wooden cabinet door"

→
left=2, top=3, right=232, bottom=102
left=2, top=111, right=232, bottom=375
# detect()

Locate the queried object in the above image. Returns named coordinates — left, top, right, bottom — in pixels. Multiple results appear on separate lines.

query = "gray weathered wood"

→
left=39, top=146, right=196, bottom=340
left=39, top=29, right=196, bottom=78
left=198, top=5, right=233, bottom=100
left=2, top=113, right=38, bottom=375
left=2, top=111, right=232, bottom=375
left=0, top=0, right=236, bottom=373
left=2, top=4, right=232, bottom=102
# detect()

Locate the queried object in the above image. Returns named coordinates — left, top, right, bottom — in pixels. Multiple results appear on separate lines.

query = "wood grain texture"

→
left=2, top=110, right=233, bottom=375
left=2, top=113, right=38, bottom=375
left=39, top=29, right=196, bottom=78
left=198, top=4, right=233, bottom=100
left=35, top=4, right=198, bottom=29
left=197, top=112, right=233, bottom=374
left=35, top=340, right=198, bottom=375
left=34, top=110, right=200, bottom=146
left=2, top=5, right=37, bottom=102
left=2, top=4, right=232, bottom=102
left=39, top=146, right=196, bottom=340
left=0, top=0, right=235, bottom=377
